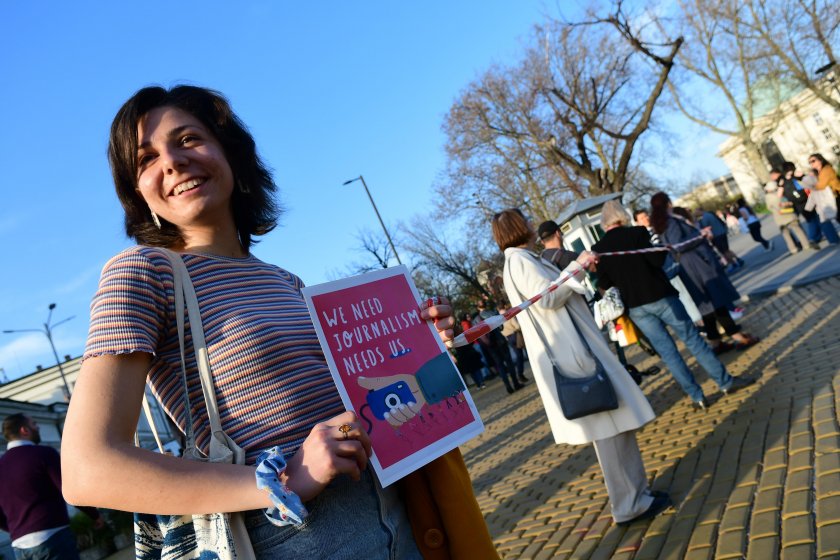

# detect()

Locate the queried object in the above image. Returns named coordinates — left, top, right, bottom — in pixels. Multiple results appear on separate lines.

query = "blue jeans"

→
left=13, top=527, right=79, bottom=560
left=820, top=220, right=840, bottom=244
left=804, top=213, right=822, bottom=242
left=628, top=296, right=732, bottom=402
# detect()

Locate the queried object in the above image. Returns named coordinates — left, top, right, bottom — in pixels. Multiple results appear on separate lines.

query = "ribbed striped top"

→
left=84, top=246, right=344, bottom=464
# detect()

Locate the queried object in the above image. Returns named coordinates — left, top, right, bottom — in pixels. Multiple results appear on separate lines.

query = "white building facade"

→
left=719, top=82, right=840, bottom=203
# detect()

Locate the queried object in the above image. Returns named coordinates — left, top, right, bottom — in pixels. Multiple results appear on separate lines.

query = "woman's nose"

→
left=161, top=147, right=188, bottom=174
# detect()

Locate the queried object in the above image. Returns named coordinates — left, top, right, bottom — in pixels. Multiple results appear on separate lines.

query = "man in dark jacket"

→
left=0, top=414, right=103, bottom=560
left=537, top=220, right=579, bottom=269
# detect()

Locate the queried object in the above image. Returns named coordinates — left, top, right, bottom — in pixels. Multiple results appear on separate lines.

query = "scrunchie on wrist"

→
left=255, top=446, right=307, bottom=526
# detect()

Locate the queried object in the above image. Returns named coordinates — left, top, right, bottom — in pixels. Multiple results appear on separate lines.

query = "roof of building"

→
left=555, top=192, right=623, bottom=226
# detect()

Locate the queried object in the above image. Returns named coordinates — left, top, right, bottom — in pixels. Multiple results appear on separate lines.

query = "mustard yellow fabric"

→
left=402, top=448, right=499, bottom=560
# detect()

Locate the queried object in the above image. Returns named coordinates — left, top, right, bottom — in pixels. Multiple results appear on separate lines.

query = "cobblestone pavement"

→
left=462, top=276, right=840, bottom=559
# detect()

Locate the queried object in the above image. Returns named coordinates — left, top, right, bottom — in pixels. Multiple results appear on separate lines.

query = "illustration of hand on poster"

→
left=302, top=266, right=484, bottom=486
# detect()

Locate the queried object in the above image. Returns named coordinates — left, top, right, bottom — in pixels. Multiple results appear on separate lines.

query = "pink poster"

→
left=302, top=266, right=483, bottom=486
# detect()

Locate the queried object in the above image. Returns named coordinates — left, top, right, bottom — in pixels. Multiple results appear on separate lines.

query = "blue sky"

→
left=0, top=2, right=727, bottom=382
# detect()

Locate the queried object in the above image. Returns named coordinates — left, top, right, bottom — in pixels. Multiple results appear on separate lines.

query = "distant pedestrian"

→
left=765, top=170, right=808, bottom=255
left=499, top=302, right=528, bottom=381
left=651, top=193, right=760, bottom=353
left=452, top=324, right=486, bottom=389
left=475, top=298, right=525, bottom=393
left=737, top=198, right=773, bottom=252
left=806, top=153, right=840, bottom=244
left=0, top=414, right=103, bottom=560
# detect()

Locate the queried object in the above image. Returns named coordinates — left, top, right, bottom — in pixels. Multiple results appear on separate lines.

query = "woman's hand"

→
left=282, top=411, right=372, bottom=502
left=420, top=296, right=455, bottom=344
left=576, top=251, right=598, bottom=270
left=700, top=227, right=714, bottom=240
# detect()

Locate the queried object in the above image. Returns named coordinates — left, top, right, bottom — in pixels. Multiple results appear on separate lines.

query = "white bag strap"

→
left=168, top=252, right=226, bottom=436
left=162, top=249, right=244, bottom=464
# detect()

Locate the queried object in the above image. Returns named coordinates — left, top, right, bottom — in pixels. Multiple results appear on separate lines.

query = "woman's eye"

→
left=180, top=134, right=198, bottom=145
left=137, top=153, right=155, bottom=167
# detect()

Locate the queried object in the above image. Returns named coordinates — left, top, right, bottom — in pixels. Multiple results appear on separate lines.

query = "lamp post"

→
left=3, top=303, right=74, bottom=400
left=342, top=175, right=403, bottom=265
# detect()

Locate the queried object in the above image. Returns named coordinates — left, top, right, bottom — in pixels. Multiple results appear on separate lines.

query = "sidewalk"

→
left=463, top=275, right=840, bottom=559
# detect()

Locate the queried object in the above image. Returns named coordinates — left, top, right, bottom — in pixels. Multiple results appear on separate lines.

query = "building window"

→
left=822, top=127, right=834, bottom=140
left=814, top=112, right=824, bottom=125
left=833, top=144, right=840, bottom=155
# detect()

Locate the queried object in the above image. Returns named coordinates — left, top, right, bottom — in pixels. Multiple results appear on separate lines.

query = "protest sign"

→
left=302, top=266, right=483, bottom=486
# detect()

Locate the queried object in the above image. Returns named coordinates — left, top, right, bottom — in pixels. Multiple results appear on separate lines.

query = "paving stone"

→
left=782, top=514, right=815, bottom=546
left=727, top=485, right=757, bottom=508
left=752, top=488, right=783, bottom=514
left=816, top=521, right=840, bottom=558
left=781, top=542, right=815, bottom=559
left=758, top=468, right=786, bottom=490
left=816, top=472, right=840, bottom=499
left=782, top=489, right=813, bottom=520
left=720, top=505, right=751, bottom=532
left=763, top=448, right=788, bottom=470
left=785, top=469, right=813, bottom=493
left=816, top=452, right=840, bottom=475
left=686, top=522, right=717, bottom=550
left=788, top=449, right=813, bottom=473
left=715, top=529, right=746, bottom=559
left=752, top=509, right=782, bottom=539
left=816, top=495, right=840, bottom=527
left=746, top=536, right=779, bottom=560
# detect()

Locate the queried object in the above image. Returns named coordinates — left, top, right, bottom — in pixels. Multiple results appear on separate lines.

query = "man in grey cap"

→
left=537, top=220, right=579, bottom=269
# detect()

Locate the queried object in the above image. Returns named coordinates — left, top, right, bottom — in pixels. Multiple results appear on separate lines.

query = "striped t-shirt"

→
left=84, top=246, right=344, bottom=464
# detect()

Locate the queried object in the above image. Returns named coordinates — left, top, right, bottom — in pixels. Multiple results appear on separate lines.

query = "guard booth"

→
left=555, top=193, right=624, bottom=252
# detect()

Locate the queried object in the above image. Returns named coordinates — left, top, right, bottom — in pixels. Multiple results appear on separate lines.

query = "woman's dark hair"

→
left=809, top=153, right=830, bottom=169
left=782, top=161, right=796, bottom=174
left=671, top=206, right=693, bottom=224
left=491, top=208, right=534, bottom=251
left=649, top=192, right=671, bottom=235
left=108, top=85, right=280, bottom=250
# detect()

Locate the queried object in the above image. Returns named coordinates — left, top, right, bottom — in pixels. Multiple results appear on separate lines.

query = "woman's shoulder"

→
left=101, top=246, right=174, bottom=276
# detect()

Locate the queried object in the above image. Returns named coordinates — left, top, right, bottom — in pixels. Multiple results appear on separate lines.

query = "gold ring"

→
left=338, top=423, right=353, bottom=440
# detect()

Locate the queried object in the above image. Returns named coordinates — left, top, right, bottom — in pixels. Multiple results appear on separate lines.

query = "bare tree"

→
left=438, top=3, right=683, bottom=226
left=740, top=0, right=840, bottom=110
left=663, top=0, right=788, bottom=183
left=399, top=217, right=499, bottom=301
left=327, top=228, right=395, bottom=280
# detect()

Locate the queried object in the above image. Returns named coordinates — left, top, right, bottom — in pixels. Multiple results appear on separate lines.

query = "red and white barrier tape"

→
left=450, top=235, right=704, bottom=348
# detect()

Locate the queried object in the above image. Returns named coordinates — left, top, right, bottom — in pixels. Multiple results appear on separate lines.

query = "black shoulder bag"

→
left=508, top=259, right=618, bottom=420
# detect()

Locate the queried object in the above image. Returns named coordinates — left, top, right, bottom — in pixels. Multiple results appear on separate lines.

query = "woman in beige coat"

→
left=491, top=209, right=670, bottom=526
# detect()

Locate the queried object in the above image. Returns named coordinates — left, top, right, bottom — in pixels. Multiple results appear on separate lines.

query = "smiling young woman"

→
left=60, top=85, right=494, bottom=559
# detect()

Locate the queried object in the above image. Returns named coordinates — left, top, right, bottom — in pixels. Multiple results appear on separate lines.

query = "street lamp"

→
left=3, top=303, right=74, bottom=400
left=342, top=175, right=403, bottom=265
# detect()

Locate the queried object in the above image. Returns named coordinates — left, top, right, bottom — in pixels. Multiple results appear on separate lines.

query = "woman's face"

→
left=135, top=106, right=235, bottom=231
left=809, top=156, right=823, bottom=172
